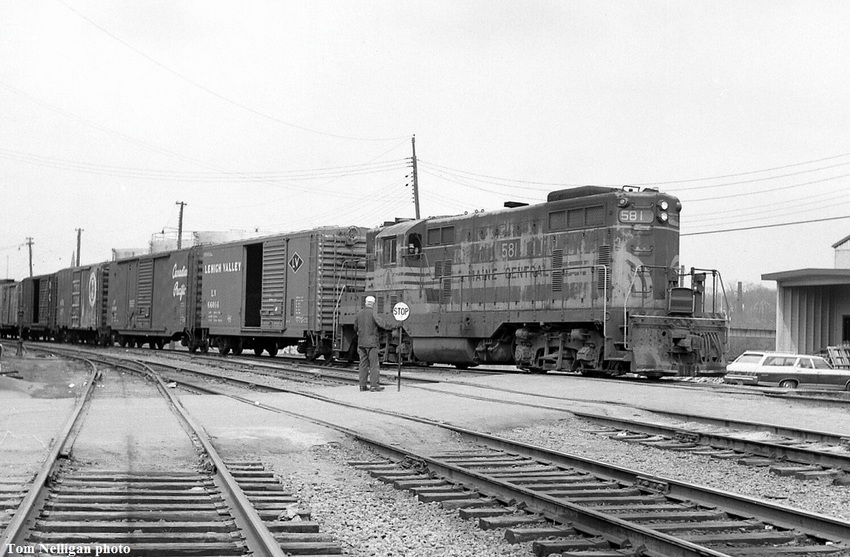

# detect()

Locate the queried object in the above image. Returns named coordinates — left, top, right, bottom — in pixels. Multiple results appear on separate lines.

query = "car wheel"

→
left=779, top=379, right=798, bottom=389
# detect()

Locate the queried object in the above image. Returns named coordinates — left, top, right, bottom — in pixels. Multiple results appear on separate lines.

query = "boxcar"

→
left=338, top=186, right=728, bottom=377
left=107, top=248, right=196, bottom=349
left=54, top=263, right=111, bottom=344
left=0, top=280, right=19, bottom=338
left=196, top=226, right=366, bottom=359
left=19, top=273, right=57, bottom=340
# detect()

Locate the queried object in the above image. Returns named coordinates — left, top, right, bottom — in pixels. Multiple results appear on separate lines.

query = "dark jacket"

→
left=354, top=307, right=387, bottom=348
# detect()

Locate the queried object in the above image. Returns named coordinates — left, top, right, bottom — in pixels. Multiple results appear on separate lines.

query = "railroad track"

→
left=575, top=411, right=850, bottom=482
left=1, top=348, right=343, bottom=557
left=60, top=347, right=849, bottom=557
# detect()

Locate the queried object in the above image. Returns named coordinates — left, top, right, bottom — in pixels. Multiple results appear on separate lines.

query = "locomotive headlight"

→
left=658, top=200, right=669, bottom=210
left=617, top=197, right=629, bottom=207
left=658, top=212, right=669, bottom=223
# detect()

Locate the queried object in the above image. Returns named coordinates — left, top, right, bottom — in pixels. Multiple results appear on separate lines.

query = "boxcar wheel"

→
left=266, top=345, right=278, bottom=357
left=253, top=346, right=264, bottom=356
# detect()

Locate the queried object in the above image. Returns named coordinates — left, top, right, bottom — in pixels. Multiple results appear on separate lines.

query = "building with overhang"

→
left=762, top=234, right=850, bottom=354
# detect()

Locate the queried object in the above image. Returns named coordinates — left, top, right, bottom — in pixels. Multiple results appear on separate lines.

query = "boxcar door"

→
left=260, top=239, right=287, bottom=332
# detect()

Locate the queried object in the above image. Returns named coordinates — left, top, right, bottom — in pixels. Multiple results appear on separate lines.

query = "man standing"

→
left=354, top=295, right=388, bottom=391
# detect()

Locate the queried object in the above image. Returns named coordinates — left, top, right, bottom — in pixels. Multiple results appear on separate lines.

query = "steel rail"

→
left=132, top=360, right=288, bottom=557
left=613, top=408, right=848, bottom=444
left=574, top=411, right=850, bottom=471
left=141, top=362, right=850, bottom=553
left=21, top=347, right=288, bottom=557
left=0, top=354, right=100, bottom=555
left=38, top=346, right=850, bottom=551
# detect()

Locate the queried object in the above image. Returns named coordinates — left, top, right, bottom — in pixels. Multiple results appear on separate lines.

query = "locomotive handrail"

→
left=688, top=267, right=732, bottom=323
left=622, top=266, right=731, bottom=351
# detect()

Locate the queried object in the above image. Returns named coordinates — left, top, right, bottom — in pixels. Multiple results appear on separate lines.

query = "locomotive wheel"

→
left=200, top=342, right=210, bottom=354
left=189, top=344, right=198, bottom=353
left=266, top=345, right=278, bottom=357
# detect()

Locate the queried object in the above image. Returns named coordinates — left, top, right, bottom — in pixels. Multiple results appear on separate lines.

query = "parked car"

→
left=724, top=351, right=850, bottom=390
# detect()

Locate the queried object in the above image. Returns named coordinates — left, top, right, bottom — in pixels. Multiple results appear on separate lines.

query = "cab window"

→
left=382, top=236, right=397, bottom=264
left=406, top=233, right=422, bottom=255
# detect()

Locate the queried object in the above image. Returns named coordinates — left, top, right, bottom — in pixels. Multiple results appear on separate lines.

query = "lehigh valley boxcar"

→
left=339, top=186, right=728, bottom=377
left=195, top=226, right=366, bottom=359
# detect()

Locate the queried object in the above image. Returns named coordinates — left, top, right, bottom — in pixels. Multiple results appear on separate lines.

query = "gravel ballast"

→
left=269, top=419, right=850, bottom=556
left=271, top=440, right=534, bottom=557
left=498, top=415, right=850, bottom=522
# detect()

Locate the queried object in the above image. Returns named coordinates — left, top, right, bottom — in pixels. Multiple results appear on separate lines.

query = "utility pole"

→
left=75, top=228, right=83, bottom=266
left=175, top=201, right=187, bottom=249
left=410, top=135, right=421, bottom=219
left=25, top=237, right=33, bottom=277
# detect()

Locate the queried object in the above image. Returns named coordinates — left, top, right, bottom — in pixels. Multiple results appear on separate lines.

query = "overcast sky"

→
left=2, top=1, right=849, bottom=286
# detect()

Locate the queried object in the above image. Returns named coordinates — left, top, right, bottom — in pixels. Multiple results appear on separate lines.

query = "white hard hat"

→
left=365, top=296, right=376, bottom=306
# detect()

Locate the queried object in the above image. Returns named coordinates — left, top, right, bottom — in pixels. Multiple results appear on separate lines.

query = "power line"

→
left=54, top=0, right=407, bottom=143
left=0, top=148, right=408, bottom=183
left=635, top=152, right=850, bottom=187
left=681, top=215, right=850, bottom=237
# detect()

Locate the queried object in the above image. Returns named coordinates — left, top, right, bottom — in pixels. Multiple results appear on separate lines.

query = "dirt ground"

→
left=0, top=352, right=92, bottom=479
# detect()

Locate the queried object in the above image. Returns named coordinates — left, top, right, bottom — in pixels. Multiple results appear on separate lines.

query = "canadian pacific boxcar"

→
left=0, top=280, right=19, bottom=338
left=107, top=248, right=195, bottom=349
left=55, top=262, right=110, bottom=344
left=19, top=272, right=57, bottom=341
left=338, top=186, right=728, bottom=377
left=195, top=226, right=367, bottom=359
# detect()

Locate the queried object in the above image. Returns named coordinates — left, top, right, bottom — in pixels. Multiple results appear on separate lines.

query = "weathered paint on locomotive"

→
left=107, top=249, right=193, bottom=348
left=357, top=186, right=728, bottom=376
left=55, top=263, right=110, bottom=343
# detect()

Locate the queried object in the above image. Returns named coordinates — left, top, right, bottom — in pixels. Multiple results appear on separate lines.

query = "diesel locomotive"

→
left=336, top=186, right=729, bottom=377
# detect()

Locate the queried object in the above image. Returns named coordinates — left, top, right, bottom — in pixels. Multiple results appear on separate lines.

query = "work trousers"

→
left=358, top=346, right=380, bottom=389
